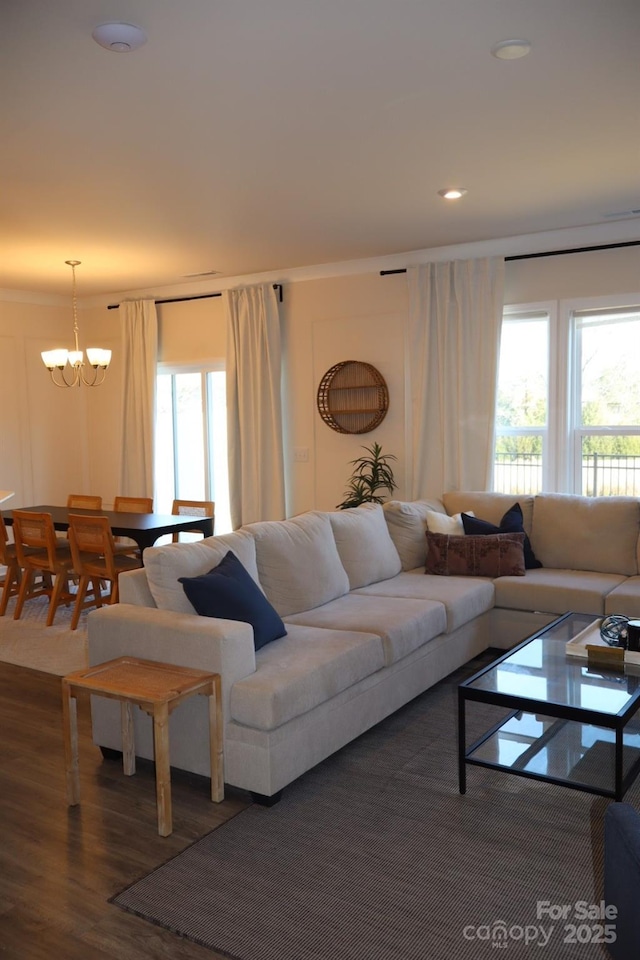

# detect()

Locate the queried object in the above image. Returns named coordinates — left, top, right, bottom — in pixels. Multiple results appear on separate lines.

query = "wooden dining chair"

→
left=67, top=515, right=143, bottom=630
left=11, top=510, right=76, bottom=626
left=67, top=494, right=103, bottom=510
left=113, top=496, right=153, bottom=553
left=0, top=513, right=23, bottom=616
left=113, top=496, right=153, bottom=513
left=171, top=499, right=215, bottom=542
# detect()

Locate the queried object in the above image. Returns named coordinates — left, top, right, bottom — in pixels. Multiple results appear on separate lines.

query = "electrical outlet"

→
left=293, top=447, right=309, bottom=462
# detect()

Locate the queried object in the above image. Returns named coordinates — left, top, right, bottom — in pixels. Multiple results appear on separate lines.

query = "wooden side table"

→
left=61, top=656, right=223, bottom=836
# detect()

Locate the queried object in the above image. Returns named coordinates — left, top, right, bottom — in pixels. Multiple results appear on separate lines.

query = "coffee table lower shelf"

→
left=461, top=707, right=640, bottom=800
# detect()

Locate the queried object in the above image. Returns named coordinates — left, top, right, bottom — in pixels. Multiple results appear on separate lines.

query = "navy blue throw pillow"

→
left=461, top=503, right=542, bottom=569
left=179, top=551, right=286, bottom=650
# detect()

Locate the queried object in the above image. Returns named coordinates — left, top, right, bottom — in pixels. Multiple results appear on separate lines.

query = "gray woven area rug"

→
left=112, top=654, right=636, bottom=960
left=0, top=596, right=88, bottom=675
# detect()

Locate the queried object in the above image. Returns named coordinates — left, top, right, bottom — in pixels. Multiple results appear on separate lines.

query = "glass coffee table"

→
left=458, top=612, right=640, bottom=800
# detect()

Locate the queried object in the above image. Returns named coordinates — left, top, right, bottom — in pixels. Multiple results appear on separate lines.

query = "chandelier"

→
left=41, top=260, right=111, bottom=387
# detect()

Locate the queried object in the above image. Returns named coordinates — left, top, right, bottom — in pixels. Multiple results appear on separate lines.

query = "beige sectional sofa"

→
left=87, top=492, right=640, bottom=801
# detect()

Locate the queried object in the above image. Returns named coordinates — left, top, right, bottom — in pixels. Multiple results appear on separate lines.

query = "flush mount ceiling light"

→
left=41, top=261, right=111, bottom=388
left=437, top=188, right=468, bottom=200
left=92, top=22, right=147, bottom=52
left=491, top=39, right=532, bottom=60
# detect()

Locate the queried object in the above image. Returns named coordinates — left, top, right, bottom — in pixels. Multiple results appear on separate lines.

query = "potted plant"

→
left=336, top=442, right=397, bottom=510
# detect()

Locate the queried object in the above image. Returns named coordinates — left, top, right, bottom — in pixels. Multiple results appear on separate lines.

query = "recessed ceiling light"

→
left=491, top=39, right=532, bottom=60
left=437, top=188, right=468, bottom=200
left=92, top=22, right=148, bottom=52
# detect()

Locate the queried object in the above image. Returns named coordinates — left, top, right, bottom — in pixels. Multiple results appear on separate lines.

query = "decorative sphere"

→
left=600, top=615, right=630, bottom=647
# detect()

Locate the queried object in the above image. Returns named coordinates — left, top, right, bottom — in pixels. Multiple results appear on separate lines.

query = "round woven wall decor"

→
left=316, top=360, right=389, bottom=434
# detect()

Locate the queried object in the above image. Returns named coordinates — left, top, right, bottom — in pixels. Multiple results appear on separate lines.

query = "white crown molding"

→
left=5, top=218, right=639, bottom=310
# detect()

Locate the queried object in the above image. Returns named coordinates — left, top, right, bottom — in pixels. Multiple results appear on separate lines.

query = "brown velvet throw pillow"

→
left=425, top=531, right=526, bottom=578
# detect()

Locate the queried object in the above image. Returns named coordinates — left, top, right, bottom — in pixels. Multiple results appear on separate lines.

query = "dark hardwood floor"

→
left=0, top=662, right=252, bottom=959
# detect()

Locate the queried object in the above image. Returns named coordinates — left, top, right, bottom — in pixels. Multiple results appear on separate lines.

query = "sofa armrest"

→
left=87, top=603, right=256, bottom=720
left=118, top=567, right=157, bottom=607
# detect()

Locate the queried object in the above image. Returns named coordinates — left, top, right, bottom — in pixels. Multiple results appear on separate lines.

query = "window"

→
left=493, top=295, right=640, bottom=496
left=155, top=363, right=231, bottom=534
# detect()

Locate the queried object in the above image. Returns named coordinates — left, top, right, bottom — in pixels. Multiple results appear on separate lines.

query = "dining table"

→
left=2, top=504, right=214, bottom=555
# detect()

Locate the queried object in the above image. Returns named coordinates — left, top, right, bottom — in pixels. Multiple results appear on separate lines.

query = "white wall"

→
left=282, top=273, right=408, bottom=515
left=0, top=297, right=122, bottom=510
left=504, top=245, right=640, bottom=304
left=2, top=242, right=639, bottom=516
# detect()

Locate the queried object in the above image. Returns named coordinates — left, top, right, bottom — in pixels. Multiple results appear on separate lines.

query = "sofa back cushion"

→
left=531, top=494, right=640, bottom=576
left=382, top=499, right=448, bottom=570
left=143, top=530, right=260, bottom=614
left=246, top=511, right=350, bottom=617
left=328, top=503, right=401, bottom=589
left=443, top=491, right=535, bottom=535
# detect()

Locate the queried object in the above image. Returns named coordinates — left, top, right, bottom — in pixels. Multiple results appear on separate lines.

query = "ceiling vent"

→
left=182, top=270, right=221, bottom=279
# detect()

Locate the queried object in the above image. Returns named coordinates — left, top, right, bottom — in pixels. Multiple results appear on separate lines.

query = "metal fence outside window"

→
left=494, top=454, right=640, bottom=497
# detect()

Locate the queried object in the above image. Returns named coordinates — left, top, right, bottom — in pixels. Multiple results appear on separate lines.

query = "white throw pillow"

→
left=424, top=508, right=473, bottom=535
left=328, top=503, right=402, bottom=590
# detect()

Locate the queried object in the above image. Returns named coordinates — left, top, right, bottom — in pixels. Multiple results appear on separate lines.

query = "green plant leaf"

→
left=336, top=442, right=397, bottom=510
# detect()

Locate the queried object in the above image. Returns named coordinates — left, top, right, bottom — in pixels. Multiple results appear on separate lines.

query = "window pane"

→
left=580, top=436, right=640, bottom=496
left=577, top=311, right=640, bottom=427
left=494, top=313, right=548, bottom=495
left=494, top=436, right=543, bottom=494
left=155, top=366, right=231, bottom=535
left=207, top=371, right=231, bottom=534
left=155, top=374, right=175, bottom=513
left=173, top=373, right=206, bottom=501
left=496, top=317, right=548, bottom=429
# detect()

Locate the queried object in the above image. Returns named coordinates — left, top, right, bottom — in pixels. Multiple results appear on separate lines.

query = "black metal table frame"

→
left=458, top=612, right=640, bottom=801
left=2, top=504, right=214, bottom=555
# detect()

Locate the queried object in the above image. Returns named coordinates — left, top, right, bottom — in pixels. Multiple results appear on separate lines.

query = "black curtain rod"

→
left=107, top=283, right=283, bottom=310
left=379, top=239, right=640, bottom=276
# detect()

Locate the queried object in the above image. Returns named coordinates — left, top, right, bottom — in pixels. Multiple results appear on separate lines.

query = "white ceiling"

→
left=2, top=0, right=639, bottom=297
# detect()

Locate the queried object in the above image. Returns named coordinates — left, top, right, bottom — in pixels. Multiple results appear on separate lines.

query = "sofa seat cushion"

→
left=246, top=512, right=350, bottom=617
left=284, top=593, right=447, bottom=666
left=229, top=624, right=385, bottom=731
left=352, top=570, right=494, bottom=633
left=494, top=568, right=627, bottom=617
left=328, top=503, right=401, bottom=589
left=604, top=578, right=640, bottom=619
left=143, top=530, right=261, bottom=614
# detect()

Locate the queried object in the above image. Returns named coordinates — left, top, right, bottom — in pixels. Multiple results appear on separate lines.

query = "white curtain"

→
left=119, top=299, right=158, bottom=499
left=224, top=284, right=285, bottom=529
left=406, top=257, right=504, bottom=499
